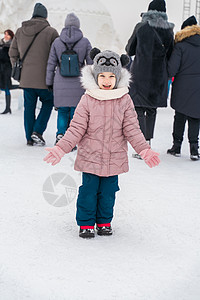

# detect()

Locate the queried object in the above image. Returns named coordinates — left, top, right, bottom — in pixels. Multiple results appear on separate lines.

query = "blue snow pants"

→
left=23, top=88, right=53, bottom=141
left=76, top=172, right=120, bottom=226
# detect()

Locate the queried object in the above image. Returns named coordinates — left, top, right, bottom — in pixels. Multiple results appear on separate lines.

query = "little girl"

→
left=44, top=48, right=160, bottom=238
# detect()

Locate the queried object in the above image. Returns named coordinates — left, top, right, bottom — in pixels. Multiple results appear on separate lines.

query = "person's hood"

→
left=141, top=10, right=174, bottom=29
left=175, top=24, right=200, bottom=46
left=80, top=65, right=131, bottom=101
left=60, top=26, right=83, bottom=46
left=0, top=38, right=11, bottom=47
left=21, top=18, right=49, bottom=36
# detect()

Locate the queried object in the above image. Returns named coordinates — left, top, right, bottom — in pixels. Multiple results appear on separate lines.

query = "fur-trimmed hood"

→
left=141, top=10, right=174, bottom=29
left=175, top=24, right=200, bottom=44
left=80, top=65, right=131, bottom=100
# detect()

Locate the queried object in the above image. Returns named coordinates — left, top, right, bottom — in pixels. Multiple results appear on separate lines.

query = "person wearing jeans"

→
left=56, top=107, right=76, bottom=141
left=46, top=13, right=93, bottom=145
left=9, top=3, right=58, bottom=145
left=23, top=88, right=53, bottom=144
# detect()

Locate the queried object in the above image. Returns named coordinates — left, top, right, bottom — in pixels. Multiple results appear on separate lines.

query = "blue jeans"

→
left=0, top=87, right=10, bottom=96
left=23, top=88, right=53, bottom=141
left=57, top=107, right=76, bottom=136
left=76, top=173, right=120, bottom=226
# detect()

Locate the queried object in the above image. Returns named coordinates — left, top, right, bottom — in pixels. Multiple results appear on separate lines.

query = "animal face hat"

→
left=90, top=48, right=130, bottom=88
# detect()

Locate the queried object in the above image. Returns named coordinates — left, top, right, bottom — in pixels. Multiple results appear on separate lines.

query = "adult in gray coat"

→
left=46, top=13, right=93, bottom=144
left=9, top=3, right=59, bottom=146
left=167, top=16, right=200, bottom=160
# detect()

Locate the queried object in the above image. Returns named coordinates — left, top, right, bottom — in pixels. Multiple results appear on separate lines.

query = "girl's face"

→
left=4, top=32, right=12, bottom=42
left=97, top=72, right=116, bottom=90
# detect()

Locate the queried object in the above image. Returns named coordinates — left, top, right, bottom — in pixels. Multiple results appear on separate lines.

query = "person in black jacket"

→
left=125, top=0, right=174, bottom=157
left=0, top=29, right=14, bottom=114
left=167, top=16, right=200, bottom=161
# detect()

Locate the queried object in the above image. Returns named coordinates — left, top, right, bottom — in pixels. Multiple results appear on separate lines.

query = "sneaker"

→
left=96, top=225, right=112, bottom=236
left=79, top=227, right=95, bottom=239
left=167, top=145, right=181, bottom=157
left=31, top=132, right=45, bottom=146
left=55, top=134, right=64, bottom=144
left=190, top=154, right=200, bottom=161
left=132, top=153, right=142, bottom=159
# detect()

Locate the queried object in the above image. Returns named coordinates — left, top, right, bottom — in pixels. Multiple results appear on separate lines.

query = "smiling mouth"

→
left=103, top=85, right=111, bottom=89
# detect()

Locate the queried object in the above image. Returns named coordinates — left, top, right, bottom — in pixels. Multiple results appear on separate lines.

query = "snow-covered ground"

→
left=0, top=89, right=200, bottom=300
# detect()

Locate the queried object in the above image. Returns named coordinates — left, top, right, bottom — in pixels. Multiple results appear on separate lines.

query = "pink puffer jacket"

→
left=57, top=88, right=150, bottom=177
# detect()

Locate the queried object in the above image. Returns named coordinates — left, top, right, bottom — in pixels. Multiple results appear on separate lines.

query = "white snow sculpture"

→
left=0, top=0, right=123, bottom=52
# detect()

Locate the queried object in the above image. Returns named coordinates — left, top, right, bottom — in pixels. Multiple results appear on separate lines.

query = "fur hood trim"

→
left=175, top=25, right=200, bottom=43
left=80, top=65, right=131, bottom=101
left=142, top=10, right=174, bottom=30
left=80, top=65, right=131, bottom=90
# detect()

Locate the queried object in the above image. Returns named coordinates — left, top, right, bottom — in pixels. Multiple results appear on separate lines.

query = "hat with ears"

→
left=32, top=3, right=48, bottom=19
left=181, top=15, right=197, bottom=29
left=65, top=13, right=80, bottom=28
left=148, top=0, right=166, bottom=12
left=90, top=48, right=130, bottom=88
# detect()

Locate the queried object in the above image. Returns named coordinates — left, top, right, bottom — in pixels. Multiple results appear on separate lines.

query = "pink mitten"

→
left=139, top=148, right=160, bottom=168
left=43, top=145, right=66, bottom=166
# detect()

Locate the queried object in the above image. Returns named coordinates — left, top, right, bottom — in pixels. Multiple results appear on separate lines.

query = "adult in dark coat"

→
left=46, top=13, right=93, bottom=143
left=0, top=29, right=14, bottom=114
left=125, top=0, right=174, bottom=149
left=167, top=16, right=200, bottom=160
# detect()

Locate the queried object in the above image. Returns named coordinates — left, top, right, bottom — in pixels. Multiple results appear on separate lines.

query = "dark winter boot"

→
left=1, top=94, right=11, bottom=114
left=96, top=224, right=112, bottom=236
left=190, top=143, right=200, bottom=161
left=167, top=144, right=181, bottom=157
left=79, top=227, right=95, bottom=238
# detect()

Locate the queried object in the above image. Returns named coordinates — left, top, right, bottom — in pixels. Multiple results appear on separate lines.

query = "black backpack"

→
left=60, top=41, right=80, bottom=77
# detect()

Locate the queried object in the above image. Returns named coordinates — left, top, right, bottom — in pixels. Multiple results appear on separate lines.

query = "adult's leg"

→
left=33, top=89, right=54, bottom=135
left=23, top=88, right=38, bottom=141
left=188, top=116, right=200, bottom=156
left=96, top=175, right=119, bottom=225
left=56, top=107, right=70, bottom=136
left=167, top=111, right=187, bottom=155
left=145, top=107, right=157, bottom=141
left=76, top=173, right=100, bottom=226
left=1, top=87, right=11, bottom=114
left=135, top=107, right=146, bottom=136
left=69, top=107, right=76, bottom=124
left=172, top=111, right=187, bottom=146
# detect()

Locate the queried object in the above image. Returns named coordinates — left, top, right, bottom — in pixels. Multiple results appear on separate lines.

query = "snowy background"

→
left=0, top=89, right=200, bottom=299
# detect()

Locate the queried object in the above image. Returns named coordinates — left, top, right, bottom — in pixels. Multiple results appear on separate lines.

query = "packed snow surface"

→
left=0, top=89, right=199, bottom=300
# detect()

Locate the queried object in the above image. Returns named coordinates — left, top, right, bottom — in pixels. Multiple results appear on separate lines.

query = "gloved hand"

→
left=139, top=148, right=160, bottom=168
left=43, top=145, right=65, bottom=166
left=47, top=85, right=53, bottom=92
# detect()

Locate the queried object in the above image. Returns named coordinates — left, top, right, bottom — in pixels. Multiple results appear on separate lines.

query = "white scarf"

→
left=86, top=87, right=129, bottom=101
